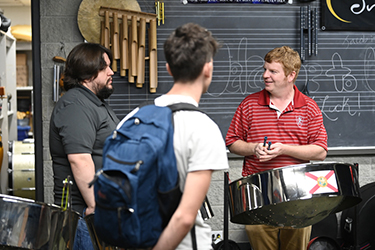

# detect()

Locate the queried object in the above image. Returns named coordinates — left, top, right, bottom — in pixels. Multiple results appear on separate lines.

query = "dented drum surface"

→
left=227, top=162, right=361, bottom=228
left=0, top=194, right=79, bottom=250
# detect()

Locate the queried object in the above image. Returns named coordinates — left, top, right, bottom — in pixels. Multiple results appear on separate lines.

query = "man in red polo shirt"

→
left=225, top=46, right=328, bottom=250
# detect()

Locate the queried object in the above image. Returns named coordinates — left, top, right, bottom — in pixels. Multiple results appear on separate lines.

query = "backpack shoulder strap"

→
left=168, top=102, right=206, bottom=114
left=138, top=100, right=206, bottom=114
left=138, top=100, right=155, bottom=108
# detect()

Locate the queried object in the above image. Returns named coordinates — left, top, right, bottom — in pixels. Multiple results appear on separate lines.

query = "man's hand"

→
left=85, top=206, right=95, bottom=216
left=256, top=142, right=327, bottom=162
left=257, top=142, right=282, bottom=162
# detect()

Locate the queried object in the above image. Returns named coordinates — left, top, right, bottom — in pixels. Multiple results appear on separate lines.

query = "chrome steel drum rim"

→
left=227, top=162, right=361, bottom=228
left=0, top=194, right=79, bottom=250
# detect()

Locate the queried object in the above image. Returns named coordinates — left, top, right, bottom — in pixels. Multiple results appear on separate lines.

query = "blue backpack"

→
left=91, top=102, right=203, bottom=248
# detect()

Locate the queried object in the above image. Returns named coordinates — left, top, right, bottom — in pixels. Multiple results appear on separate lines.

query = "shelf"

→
left=17, top=86, right=33, bottom=91
left=6, top=35, right=15, bottom=49
left=16, top=41, right=32, bottom=51
left=0, top=30, right=17, bottom=194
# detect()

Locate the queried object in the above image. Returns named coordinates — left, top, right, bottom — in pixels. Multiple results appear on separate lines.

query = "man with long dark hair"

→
left=50, top=43, right=119, bottom=250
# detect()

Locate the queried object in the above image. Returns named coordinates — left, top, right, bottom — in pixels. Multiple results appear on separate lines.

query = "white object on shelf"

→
left=16, top=86, right=33, bottom=91
left=0, top=30, right=17, bottom=194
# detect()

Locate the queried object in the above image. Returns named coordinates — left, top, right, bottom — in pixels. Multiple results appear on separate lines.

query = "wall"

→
left=39, top=0, right=85, bottom=204
left=1, top=6, right=31, bottom=26
left=38, top=0, right=375, bottom=245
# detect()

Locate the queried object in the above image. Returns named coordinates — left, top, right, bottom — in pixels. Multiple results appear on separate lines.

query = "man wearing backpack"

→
left=149, top=23, right=229, bottom=250
left=50, top=43, right=120, bottom=250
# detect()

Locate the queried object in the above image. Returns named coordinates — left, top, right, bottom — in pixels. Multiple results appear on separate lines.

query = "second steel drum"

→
left=0, top=194, right=79, bottom=250
left=227, top=162, right=361, bottom=228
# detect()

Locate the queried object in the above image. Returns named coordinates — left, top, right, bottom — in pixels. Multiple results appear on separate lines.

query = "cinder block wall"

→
left=39, top=0, right=375, bottom=245
left=39, top=0, right=85, bottom=204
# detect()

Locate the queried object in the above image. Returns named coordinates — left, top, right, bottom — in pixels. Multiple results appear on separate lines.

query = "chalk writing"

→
left=320, top=94, right=361, bottom=122
left=301, top=63, right=324, bottom=93
left=364, top=47, right=375, bottom=92
left=343, top=35, right=375, bottom=49
left=207, top=39, right=264, bottom=97
left=325, top=52, right=358, bottom=93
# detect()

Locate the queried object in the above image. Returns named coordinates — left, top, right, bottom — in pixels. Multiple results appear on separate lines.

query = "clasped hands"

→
left=253, top=142, right=282, bottom=162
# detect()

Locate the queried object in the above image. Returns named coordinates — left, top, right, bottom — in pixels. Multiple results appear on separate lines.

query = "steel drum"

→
left=0, top=194, right=79, bottom=250
left=228, top=162, right=361, bottom=228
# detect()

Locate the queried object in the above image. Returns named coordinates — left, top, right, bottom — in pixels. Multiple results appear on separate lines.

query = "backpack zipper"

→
left=88, top=169, right=103, bottom=187
left=112, top=130, right=117, bottom=139
left=107, top=154, right=143, bottom=173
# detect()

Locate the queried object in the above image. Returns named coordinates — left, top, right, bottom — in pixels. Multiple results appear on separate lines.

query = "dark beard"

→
left=96, top=85, right=114, bottom=100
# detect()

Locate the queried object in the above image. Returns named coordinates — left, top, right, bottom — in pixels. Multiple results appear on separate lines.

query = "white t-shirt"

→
left=155, top=95, right=229, bottom=250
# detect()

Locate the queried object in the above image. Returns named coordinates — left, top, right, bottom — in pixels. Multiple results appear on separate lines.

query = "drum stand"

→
left=212, top=172, right=241, bottom=250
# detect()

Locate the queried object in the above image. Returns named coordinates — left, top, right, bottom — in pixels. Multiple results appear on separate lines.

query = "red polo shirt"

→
left=226, top=85, right=328, bottom=176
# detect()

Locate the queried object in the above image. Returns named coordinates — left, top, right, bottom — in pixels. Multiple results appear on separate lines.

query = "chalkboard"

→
left=109, top=0, right=375, bottom=150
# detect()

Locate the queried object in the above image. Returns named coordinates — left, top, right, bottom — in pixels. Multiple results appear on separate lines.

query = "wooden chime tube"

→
left=120, top=14, right=128, bottom=77
left=136, top=18, right=146, bottom=88
left=113, top=12, right=120, bottom=60
left=110, top=21, right=117, bottom=72
left=149, top=19, right=158, bottom=93
left=104, top=11, right=110, bottom=49
left=131, top=15, right=138, bottom=77
left=128, top=23, right=135, bottom=83
left=100, top=21, right=105, bottom=46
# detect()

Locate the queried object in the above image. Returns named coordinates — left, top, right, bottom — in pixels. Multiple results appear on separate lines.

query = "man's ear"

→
left=288, top=71, right=296, bottom=83
left=203, top=60, right=213, bottom=78
left=166, top=63, right=173, bottom=76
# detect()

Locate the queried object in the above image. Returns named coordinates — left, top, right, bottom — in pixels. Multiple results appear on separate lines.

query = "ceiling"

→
left=0, top=0, right=30, bottom=7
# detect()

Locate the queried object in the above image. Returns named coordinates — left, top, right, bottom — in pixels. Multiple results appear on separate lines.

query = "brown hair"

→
left=164, top=23, right=220, bottom=83
left=63, top=43, right=113, bottom=91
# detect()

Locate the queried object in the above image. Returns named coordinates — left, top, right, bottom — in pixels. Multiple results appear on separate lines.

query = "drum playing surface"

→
left=228, top=162, right=361, bottom=228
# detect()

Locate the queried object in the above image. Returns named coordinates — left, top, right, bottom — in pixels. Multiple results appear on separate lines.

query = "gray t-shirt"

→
left=50, top=85, right=119, bottom=214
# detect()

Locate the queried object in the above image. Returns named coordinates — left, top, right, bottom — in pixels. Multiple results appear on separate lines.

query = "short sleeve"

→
left=53, top=104, right=97, bottom=154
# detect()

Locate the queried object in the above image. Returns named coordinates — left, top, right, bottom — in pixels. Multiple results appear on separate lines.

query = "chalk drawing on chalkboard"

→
left=364, top=47, right=375, bottom=92
left=325, top=52, right=357, bottom=93
left=207, top=40, right=264, bottom=97
left=319, top=94, right=361, bottom=122
left=300, top=63, right=324, bottom=95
